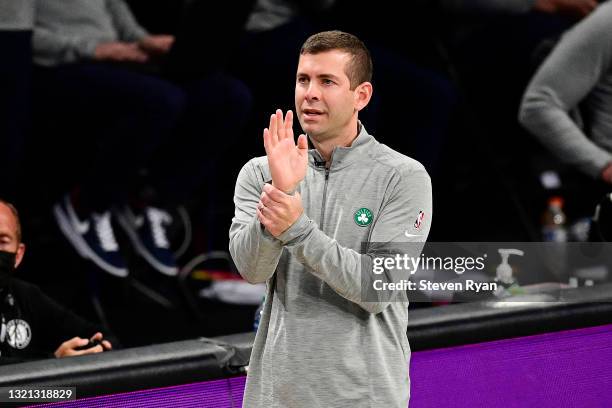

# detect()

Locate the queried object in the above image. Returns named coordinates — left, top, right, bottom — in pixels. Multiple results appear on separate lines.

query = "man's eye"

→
left=322, top=79, right=334, bottom=85
left=297, top=77, right=308, bottom=84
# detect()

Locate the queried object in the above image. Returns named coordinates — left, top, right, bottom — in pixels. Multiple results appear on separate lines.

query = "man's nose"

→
left=305, top=83, right=321, bottom=101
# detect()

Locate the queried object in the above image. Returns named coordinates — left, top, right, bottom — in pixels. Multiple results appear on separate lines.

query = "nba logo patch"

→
left=414, top=211, right=425, bottom=230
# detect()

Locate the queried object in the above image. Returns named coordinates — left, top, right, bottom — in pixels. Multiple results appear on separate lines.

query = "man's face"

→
left=295, top=50, right=361, bottom=141
left=0, top=203, right=25, bottom=268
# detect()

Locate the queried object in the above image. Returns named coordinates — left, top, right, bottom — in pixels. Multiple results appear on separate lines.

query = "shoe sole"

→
left=115, top=210, right=178, bottom=276
left=53, top=203, right=129, bottom=278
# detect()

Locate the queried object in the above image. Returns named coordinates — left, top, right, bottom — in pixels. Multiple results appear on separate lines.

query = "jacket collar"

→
left=308, top=122, right=376, bottom=171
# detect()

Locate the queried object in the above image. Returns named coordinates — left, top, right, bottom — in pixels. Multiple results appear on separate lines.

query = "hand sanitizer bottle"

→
left=494, top=249, right=524, bottom=297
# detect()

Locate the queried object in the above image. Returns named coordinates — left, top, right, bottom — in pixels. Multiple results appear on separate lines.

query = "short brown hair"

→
left=0, top=199, right=22, bottom=243
left=300, top=30, right=373, bottom=89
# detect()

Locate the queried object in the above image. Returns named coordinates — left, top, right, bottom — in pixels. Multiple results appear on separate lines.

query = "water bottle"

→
left=253, top=296, right=265, bottom=331
left=541, top=196, right=568, bottom=279
left=542, top=196, right=567, bottom=242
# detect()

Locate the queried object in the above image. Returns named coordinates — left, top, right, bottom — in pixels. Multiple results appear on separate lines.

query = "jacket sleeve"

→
left=106, top=0, right=148, bottom=42
left=277, top=165, right=432, bottom=314
left=519, top=3, right=612, bottom=178
left=33, top=286, right=118, bottom=354
left=32, top=26, right=98, bottom=66
left=229, top=160, right=284, bottom=284
left=0, top=0, right=35, bottom=30
left=439, top=0, right=535, bottom=14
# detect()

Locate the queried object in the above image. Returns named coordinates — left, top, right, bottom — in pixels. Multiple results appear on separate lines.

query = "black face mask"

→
left=0, top=251, right=16, bottom=288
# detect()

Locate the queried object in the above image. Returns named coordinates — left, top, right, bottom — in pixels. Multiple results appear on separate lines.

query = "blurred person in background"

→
left=519, top=1, right=612, bottom=211
left=440, top=0, right=597, bottom=17
left=235, top=0, right=457, bottom=175
left=31, top=0, right=252, bottom=277
left=0, top=199, right=115, bottom=365
left=0, top=0, right=34, bottom=204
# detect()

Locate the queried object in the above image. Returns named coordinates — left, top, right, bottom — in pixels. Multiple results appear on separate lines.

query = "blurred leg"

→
left=0, top=31, right=32, bottom=203
left=33, top=63, right=186, bottom=211
left=150, top=72, right=253, bottom=206
left=363, top=45, right=458, bottom=174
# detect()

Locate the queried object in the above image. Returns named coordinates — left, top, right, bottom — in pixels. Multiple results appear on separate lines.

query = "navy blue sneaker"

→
left=116, top=206, right=178, bottom=276
left=53, top=195, right=128, bottom=277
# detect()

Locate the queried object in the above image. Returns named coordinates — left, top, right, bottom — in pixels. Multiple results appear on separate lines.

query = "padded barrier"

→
left=0, top=284, right=610, bottom=398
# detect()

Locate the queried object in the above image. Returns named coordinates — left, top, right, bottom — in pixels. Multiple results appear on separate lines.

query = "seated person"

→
left=0, top=0, right=34, bottom=203
left=32, top=0, right=251, bottom=277
left=240, top=0, right=457, bottom=174
left=440, top=0, right=597, bottom=17
left=519, top=1, right=612, bottom=183
left=0, top=199, right=114, bottom=364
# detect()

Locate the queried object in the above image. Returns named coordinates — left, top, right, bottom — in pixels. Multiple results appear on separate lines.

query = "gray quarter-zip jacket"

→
left=229, top=125, right=432, bottom=408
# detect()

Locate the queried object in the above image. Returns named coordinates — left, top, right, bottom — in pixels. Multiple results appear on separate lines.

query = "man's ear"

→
left=15, top=243, right=25, bottom=268
left=354, top=81, right=373, bottom=112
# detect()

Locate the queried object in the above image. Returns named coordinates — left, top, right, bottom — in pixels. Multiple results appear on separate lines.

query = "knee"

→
left=221, top=76, right=253, bottom=115
left=144, top=82, right=187, bottom=123
left=222, top=78, right=253, bottom=124
left=411, top=70, right=457, bottom=110
left=189, top=74, right=253, bottom=120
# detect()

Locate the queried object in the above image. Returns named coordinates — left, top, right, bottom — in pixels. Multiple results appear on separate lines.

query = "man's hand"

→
left=94, top=42, right=149, bottom=63
left=264, top=109, right=309, bottom=193
left=257, top=183, right=303, bottom=237
left=533, top=0, right=597, bottom=18
left=54, top=332, right=112, bottom=358
left=138, top=35, right=175, bottom=56
left=601, top=162, right=612, bottom=184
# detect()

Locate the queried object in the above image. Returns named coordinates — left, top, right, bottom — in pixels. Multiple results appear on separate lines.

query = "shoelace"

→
left=93, top=212, right=119, bottom=252
left=146, top=207, right=172, bottom=249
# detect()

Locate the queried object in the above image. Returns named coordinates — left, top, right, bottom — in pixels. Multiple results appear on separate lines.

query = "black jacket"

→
left=0, top=277, right=114, bottom=364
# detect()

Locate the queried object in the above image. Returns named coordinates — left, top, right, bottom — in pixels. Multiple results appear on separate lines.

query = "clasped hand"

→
left=54, top=332, right=112, bottom=358
left=602, top=162, right=612, bottom=184
left=257, top=184, right=304, bottom=237
left=94, top=35, right=175, bottom=63
left=258, top=110, right=308, bottom=236
left=533, top=0, right=597, bottom=18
